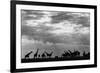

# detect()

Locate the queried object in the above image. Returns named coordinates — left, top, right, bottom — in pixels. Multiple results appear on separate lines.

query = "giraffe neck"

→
left=27, top=52, right=32, bottom=55
left=36, top=49, right=39, bottom=55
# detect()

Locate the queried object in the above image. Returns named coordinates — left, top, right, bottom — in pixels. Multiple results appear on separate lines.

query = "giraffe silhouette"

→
left=68, top=50, right=73, bottom=57
left=34, top=48, right=39, bottom=58
left=62, top=50, right=70, bottom=57
left=38, top=54, right=40, bottom=58
left=83, top=51, right=90, bottom=57
left=44, top=51, right=53, bottom=58
left=25, top=51, right=33, bottom=59
left=68, top=50, right=80, bottom=57
left=41, top=52, right=46, bottom=58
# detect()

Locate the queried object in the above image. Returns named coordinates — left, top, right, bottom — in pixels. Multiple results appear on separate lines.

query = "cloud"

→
left=22, top=10, right=90, bottom=27
left=51, top=12, right=74, bottom=23
left=21, top=10, right=90, bottom=45
left=51, top=12, right=90, bottom=27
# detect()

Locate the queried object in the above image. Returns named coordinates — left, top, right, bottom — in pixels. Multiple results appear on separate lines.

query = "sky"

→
left=21, top=10, right=90, bottom=58
left=21, top=10, right=90, bottom=45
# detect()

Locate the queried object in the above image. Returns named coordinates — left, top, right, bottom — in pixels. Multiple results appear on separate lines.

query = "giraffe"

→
left=62, top=50, right=70, bottom=57
left=44, top=51, right=53, bottom=58
left=34, top=48, right=39, bottom=58
left=38, top=54, right=41, bottom=58
left=25, top=51, right=33, bottom=59
left=68, top=50, right=73, bottom=57
left=41, top=52, right=46, bottom=58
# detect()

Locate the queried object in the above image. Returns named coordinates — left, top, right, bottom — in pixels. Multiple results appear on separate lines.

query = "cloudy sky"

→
left=21, top=9, right=90, bottom=44
left=21, top=10, right=90, bottom=58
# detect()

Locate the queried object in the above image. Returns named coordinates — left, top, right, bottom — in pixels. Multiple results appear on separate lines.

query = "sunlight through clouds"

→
left=21, top=10, right=90, bottom=46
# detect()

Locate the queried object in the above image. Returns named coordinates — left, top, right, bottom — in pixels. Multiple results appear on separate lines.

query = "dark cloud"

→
left=67, top=13, right=90, bottom=27
left=22, top=10, right=45, bottom=16
left=51, top=12, right=90, bottom=27
left=77, top=17, right=90, bottom=27
left=51, top=12, right=73, bottom=23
